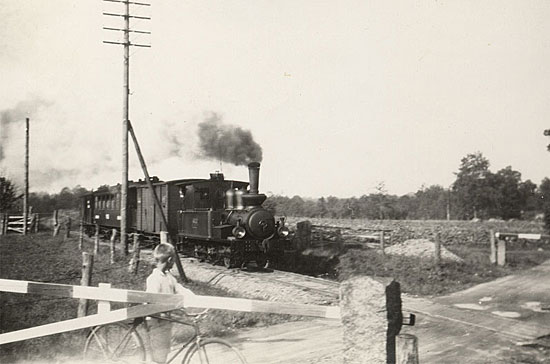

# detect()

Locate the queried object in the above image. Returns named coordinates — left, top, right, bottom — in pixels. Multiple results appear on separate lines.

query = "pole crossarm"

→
left=103, top=0, right=151, bottom=6
left=103, top=40, right=151, bottom=47
left=102, top=12, right=151, bottom=20
left=103, top=27, right=151, bottom=34
left=0, top=279, right=340, bottom=344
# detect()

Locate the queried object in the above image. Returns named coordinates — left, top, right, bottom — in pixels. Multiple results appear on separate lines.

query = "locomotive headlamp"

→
left=277, top=226, right=290, bottom=238
left=232, top=226, right=246, bottom=239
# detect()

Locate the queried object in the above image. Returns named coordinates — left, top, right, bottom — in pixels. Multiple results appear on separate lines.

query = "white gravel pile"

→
left=385, top=239, right=464, bottom=263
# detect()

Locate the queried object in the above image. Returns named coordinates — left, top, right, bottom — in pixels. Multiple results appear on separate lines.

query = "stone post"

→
left=340, top=276, right=402, bottom=364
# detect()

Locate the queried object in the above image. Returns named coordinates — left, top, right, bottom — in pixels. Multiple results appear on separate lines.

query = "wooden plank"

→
left=0, top=278, right=341, bottom=320
left=0, top=303, right=174, bottom=345
left=184, top=295, right=341, bottom=319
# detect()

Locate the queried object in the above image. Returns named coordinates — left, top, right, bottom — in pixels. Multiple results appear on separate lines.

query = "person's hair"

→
left=153, top=243, right=175, bottom=263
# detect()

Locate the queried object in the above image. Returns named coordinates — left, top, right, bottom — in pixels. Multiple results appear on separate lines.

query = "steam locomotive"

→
left=81, top=162, right=291, bottom=268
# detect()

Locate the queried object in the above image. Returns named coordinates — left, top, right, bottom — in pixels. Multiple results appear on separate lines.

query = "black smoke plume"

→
left=197, top=113, right=262, bottom=166
left=0, top=97, right=52, bottom=160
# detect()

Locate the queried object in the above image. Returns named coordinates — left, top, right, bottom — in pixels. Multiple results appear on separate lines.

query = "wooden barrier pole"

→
left=77, top=253, right=94, bottom=318
left=34, top=214, right=40, bottom=233
left=497, top=239, right=506, bottom=266
left=340, top=276, right=402, bottom=364
left=0, top=214, right=4, bottom=236
left=110, top=229, right=117, bottom=264
left=397, top=334, right=419, bottom=364
left=434, top=232, right=441, bottom=266
left=489, top=229, right=497, bottom=265
left=129, top=233, right=141, bottom=274
left=94, top=224, right=100, bottom=254
left=79, top=221, right=84, bottom=250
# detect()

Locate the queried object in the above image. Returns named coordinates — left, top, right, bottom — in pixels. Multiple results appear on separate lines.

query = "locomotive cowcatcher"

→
left=81, top=162, right=292, bottom=268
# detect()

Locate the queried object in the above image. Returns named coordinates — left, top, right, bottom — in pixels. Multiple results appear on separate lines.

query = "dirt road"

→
left=210, top=260, right=550, bottom=363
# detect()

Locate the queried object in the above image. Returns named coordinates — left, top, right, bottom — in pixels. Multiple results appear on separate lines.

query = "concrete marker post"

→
left=340, top=276, right=402, bottom=364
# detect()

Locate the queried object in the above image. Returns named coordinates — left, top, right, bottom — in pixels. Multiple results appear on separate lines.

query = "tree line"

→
left=263, top=153, right=550, bottom=230
left=1, top=152, right=549, bottom=230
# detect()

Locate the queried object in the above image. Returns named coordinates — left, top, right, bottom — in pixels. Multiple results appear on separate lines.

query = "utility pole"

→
left=103, top=0, right=151, bottom=254
left=23, top=117, right=29, bottom=235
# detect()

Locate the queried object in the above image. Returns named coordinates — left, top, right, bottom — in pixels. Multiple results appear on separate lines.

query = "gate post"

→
left=340, top=276, right=402, bottom=364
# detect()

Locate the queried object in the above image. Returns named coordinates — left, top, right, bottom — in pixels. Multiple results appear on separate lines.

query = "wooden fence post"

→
left=434, top=232, right=441, bottom=266
left=497, top=239, right=506, bottom=266
left=336, top=228, right=344, bottom=252
left=396, top=334, right=419, bottom=364
left=0, top=214, right=4, bottom=236
left=78, top=221, right=84, bottom=251
left=129, top=233, right=141, bottom=274
left=77, top=252, right=94, bottom=317
left=34, top=214, right=39, bottom=233
left=380, top=231, right=386, bottom=255
left=94, top=224, right=100, bottom=254
left=340, top=276, right=402, bottom=364
left=64, top=217, right=71, bottom=239
left=97, top=283, right=112, bottom=315
left=52, top=210, right=59, bottom=237
left=489, top=229, right=497, bottom=264
left=110, top=229, right=117, bottom=264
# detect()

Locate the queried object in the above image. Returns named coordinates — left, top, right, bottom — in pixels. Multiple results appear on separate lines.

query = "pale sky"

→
left=1, top=0, right=549, bottom=198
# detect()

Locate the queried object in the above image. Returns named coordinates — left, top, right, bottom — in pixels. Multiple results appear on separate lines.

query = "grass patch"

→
left=337, top=241, right=550, bottom=296
left=0, top=232, right=295, bottom=363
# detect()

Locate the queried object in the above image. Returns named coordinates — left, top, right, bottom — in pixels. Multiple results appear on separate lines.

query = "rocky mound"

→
left=385, top=238, right=464, bottom=263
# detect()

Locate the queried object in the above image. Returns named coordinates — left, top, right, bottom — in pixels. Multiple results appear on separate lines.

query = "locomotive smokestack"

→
left=248, top=162, right=260, bottom=194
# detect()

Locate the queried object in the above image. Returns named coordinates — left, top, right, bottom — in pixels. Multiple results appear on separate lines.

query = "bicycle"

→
left=83, top=308, right=247, bottom=364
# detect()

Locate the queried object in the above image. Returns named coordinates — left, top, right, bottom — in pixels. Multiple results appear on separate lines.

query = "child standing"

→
left=146, top=243, right=194, bottom=364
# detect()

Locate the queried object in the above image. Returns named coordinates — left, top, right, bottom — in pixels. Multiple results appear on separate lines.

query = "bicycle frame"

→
left=146, top=313, right=202, bottom=364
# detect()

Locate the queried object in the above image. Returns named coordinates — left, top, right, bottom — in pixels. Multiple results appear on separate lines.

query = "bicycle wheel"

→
left=182, top=338, right=247, bottom=364
left=83, top=323, right=146, bottom=363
